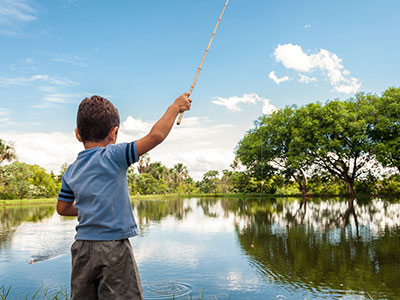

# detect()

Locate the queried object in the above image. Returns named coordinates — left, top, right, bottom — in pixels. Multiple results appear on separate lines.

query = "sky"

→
left=1, top=0, right=399, bottom=179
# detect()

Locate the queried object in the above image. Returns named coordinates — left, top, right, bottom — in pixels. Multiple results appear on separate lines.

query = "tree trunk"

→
left=294, top=177, right=307, bottom=196
left=346, top=180, right=355, bottom=195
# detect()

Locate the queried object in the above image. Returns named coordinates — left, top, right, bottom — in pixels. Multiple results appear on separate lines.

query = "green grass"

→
left=0, top=284, right=234, bottom=300
left=0, top=285, right=226, bottom=300
left=0, top=285, right=69, bottom=300
left=0, top=193, right=273, bottom=207
left=0, top=198, right=57, bottom=206
left=3, top=192, right=398, bottom=207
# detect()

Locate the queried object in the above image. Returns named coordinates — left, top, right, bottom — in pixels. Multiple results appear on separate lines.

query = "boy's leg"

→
left=70, top=240, right=99, bottom=300
left=96, top=239, right=144, bottom=300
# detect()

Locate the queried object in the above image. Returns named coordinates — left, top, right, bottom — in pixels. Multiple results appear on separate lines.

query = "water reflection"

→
left=132, top=196, right=400, bottom=299
left=227, top=197, right=400, bottom=299
left=0, top=205, right=55, bottom=248
left=0, top=197, right=399, bottom=300
left=0, top=205, right=77, bottom=265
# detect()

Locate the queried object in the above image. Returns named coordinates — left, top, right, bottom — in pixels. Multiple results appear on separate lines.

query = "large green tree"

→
left=297, top=96, right=376, bottom=194
left=370, top=87, right=400, bottom=173
left=236, top=107, right=312, bottom=195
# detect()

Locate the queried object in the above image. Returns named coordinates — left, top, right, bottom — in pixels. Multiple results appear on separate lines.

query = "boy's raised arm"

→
left=136, top=93, right=191, bottom=156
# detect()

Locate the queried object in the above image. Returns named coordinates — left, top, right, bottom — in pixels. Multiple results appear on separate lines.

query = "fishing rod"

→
left=177, top=0, right=230, bottom=125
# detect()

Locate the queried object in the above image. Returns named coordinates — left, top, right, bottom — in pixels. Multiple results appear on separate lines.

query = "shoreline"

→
left=1, top=192, right=399, bottom=207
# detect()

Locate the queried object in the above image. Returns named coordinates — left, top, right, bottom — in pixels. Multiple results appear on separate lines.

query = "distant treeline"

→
left=1, top=87, right=399, bottom=199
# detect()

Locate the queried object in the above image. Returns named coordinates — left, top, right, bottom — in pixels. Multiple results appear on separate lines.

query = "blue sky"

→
left=1, top=0, right=399, bottom=178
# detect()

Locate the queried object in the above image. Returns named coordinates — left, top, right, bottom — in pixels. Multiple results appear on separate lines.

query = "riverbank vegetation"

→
left=1, top=87, right=399, bottom=200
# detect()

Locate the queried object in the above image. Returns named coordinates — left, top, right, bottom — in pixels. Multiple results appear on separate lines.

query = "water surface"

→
left=0, top=197, right=399, bottom=299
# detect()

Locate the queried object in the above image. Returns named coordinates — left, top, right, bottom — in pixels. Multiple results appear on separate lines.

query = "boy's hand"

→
left=136, top=92, right=193, bottom=156
left=173, top=93, right=192, bottom=113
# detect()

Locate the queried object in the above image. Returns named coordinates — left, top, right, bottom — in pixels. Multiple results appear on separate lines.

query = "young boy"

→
left=56, top=93, right=191, bottom=300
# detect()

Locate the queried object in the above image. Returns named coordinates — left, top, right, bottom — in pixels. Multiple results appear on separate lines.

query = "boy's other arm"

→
left=136, top=93, right=191, bottom=156
left=57, top=200, right=78, bottom=216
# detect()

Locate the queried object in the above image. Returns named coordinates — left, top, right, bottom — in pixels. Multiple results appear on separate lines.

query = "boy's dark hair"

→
left=77, top=95, right=120, bottom=142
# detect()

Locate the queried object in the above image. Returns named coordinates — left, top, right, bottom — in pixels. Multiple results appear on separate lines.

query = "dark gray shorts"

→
left=70, top=239, right=144, bottom=300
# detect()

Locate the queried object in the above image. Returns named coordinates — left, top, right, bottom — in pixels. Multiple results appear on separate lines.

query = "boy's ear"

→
left=75, top=128, right=83, bottom=142
left=108, top=127, right=119, bottom=143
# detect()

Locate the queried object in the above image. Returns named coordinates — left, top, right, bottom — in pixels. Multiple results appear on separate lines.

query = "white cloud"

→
left=299, top=73, right=317, bottom=84
left=268, top=71, right=290, bottom=85
left=334, top=78, right=362, bottom=94
left=119, top=116, right=238, bottom=180
left=0, top=0, right=36, bottom=24
left=38, top=86, right=58, bottom=93
left=304, top=24, right=311, bottom=29
left=51, top=54, right=87, bottom=67
left=0, top=0, right=37, bottom=36
left=261, top=99, right=276, bottom=115
left=274, top=44, right=314, bottom=72
left=2, top=115, right=246, bottom=180
left=273, top=43, right=361, bottom=94
left=212, top=93, right=276, bottom=114
left=0, top=74, right=76, bottom=87
left=120, top=116, right=153, bottom=139
left=1, top=131, right=82, bottom=172
left=42, top=93, right=81, bottom=103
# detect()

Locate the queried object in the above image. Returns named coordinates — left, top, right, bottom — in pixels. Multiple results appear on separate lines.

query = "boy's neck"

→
left=83, top=140, right=110, bottom=149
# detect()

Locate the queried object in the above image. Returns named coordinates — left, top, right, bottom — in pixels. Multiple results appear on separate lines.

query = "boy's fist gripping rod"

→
left=177, top=0, right=230, bottom=125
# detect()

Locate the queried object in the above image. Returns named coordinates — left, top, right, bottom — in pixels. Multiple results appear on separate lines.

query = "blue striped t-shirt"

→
left=58, top=141, right=139, bottom=241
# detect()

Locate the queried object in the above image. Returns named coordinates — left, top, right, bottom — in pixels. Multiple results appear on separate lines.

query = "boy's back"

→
left=59, top=142, right=139, bottom=240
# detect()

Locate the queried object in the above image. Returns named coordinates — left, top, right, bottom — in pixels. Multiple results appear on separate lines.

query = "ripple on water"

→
left=143, top=282, right=192, bottom=299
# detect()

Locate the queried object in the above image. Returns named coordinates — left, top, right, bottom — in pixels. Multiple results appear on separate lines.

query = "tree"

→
left=57, top=162, right=69, bottom=182
left=28, top=164, right=59, bottom=197
left=173, top=163, right=189, bottom=184
left=370, top=87, right=400, bottom=173
left=135, top=173, right=158, bottom=195
left=236, top=107, right=312, bottom=195
left=127, top=165, right=137, bottom=193
left=0, top=162, right=59, bottom=199
left=0, top=139, right=17, bottom=164
left=298, top=96, right=376, bottom=195
left=146, top=162, right=168, bottom=181
left=199, top=170, right=220, bottom=193
left=220, top=169, right=233, bottom=193
left=0, top=162, right=33, bottom=199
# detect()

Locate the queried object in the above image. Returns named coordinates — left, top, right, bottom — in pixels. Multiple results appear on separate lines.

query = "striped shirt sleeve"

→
left=108, top=141, right=140, bottom=169
left=57, top=179, right=75, bottom=202
left=124, top=141, right=139, bottom=167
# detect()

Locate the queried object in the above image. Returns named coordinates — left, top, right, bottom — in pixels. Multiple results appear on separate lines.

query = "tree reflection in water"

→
left=229, top=197, right=400, bottom=299
left=132, top=196, right=400, bottom=299
left=0, top=205, right=55, bottom=247
left=1, top=197, right=399, bottom=299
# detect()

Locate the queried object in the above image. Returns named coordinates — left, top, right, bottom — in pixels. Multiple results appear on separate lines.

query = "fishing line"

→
left=177, top=0, right=230, bottom=125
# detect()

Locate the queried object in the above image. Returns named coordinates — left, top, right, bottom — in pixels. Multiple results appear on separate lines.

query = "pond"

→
left=0, top=197, right=400, bottom=300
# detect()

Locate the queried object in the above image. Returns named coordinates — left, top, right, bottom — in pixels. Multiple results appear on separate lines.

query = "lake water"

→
left=0, top=197, right=400, bottom=300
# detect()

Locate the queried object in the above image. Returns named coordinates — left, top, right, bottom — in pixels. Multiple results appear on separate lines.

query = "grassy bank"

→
left=2, top=192, right=399, bottom=207
left=0, top=193, right=271, bottom=206
left=0, top=197, right=57, bottom=206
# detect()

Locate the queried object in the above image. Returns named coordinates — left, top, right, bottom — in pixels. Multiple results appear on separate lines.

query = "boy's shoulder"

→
left=66, top=142, right=139, bottom=175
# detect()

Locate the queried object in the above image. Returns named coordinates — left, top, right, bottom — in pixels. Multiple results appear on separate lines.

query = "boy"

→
left=57, top=93, right=191, bottom=300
